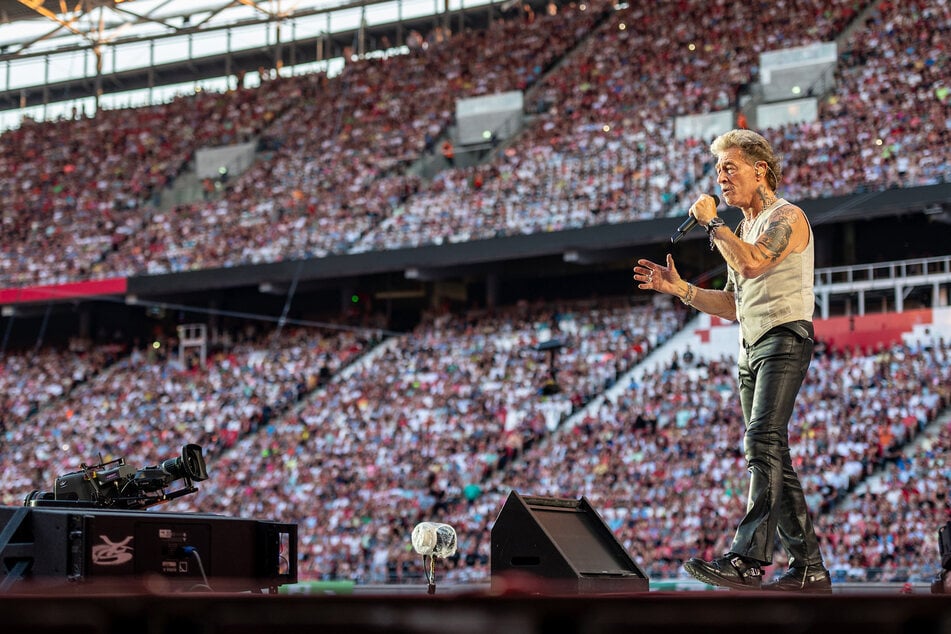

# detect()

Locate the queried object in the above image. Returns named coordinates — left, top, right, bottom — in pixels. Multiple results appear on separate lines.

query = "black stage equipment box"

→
left=0, top=505, right=296, bottom=593
left=940, top=522, right=951, bottom=571
left=491, top=491, right=649, bottom=594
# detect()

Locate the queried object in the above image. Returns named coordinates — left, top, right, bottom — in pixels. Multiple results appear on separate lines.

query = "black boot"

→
left=763, top=566, right=832, bottom=594
left=683, top=553, right=763, bottom=590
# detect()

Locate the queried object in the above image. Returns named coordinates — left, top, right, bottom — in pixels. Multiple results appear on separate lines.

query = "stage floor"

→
left=2, top=583, right=948, bottom=634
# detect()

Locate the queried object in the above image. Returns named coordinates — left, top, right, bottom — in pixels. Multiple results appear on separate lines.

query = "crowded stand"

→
left=427, top=337, right=949, bottom=585
left=149, top=304, right=947, bottom=585
left=9, top=0, right=951, bottom=281
left=96, top=1, right=613, bottom=275
left=1, top=0, right=950, bottom=592
left=355, top=0, right=950, bottom=250
left=482, top=351, right=752, bottom=583
left=795, top=343, right=951, bottom=513
left=0, top=325, right=371, bottom=507
left=821, top=415, right=951, bottom=583
left=352, top=0, right=876, bottom=251
left=0, top=82, right=307, bottom=287
left=0, top=344, right=119, bottom=429
left=162, top=298, right=685, bottom=582
left=1, top=296, right=949, bottom=585
left=772, top=0, right=951, bottom=199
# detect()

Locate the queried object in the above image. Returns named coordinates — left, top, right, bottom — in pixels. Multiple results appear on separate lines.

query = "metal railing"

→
left=814, top=255, right=951, bottom=317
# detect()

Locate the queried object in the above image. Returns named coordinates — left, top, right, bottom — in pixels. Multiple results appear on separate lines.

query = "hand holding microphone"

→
left=671, top=194, right=720, bottom=243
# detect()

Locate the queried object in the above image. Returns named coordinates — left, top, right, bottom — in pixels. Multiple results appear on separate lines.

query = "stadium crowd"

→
left=95, top=1, right=612, bottom=275
left=1, top=296, right=949, bottom=584
left=354, top=0, right=875, bottom=251
left=1, top=0, right=950, bottom=590
left=4, top=0, right=951, bottom=285
left=441, top=336, right=951, bottom=584
left=773, top=0, right=951, bottom=198
left=166, top=298, right=685, bottom=582
left=822, top=416, right=951, bottom=582
left=0, top=344, right=118, bottom=428
left=0, top=325, right=371, bottom=505
left=0, top=81, right=308, bottom=286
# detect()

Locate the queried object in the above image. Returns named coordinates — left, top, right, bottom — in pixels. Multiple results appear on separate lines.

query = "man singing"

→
left=632, top=129, right=831, bottom=593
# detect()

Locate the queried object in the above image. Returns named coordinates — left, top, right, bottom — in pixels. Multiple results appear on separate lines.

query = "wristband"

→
left=705, top=217, right=726, bottom=250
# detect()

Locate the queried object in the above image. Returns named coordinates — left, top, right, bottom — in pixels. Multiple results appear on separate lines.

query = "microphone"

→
left=411, top=521, right=458, bottom=596
left=411, top=522, right=457, bottom=558
left=670, top=195, right=720, bottom=243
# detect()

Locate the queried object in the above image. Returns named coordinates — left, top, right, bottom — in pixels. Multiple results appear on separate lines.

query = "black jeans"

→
left=730, top=323, right=824, bottom=569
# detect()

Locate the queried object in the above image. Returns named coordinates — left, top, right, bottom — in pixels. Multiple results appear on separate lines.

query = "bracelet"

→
left=681, top=282, right=695, bottom=306
left=705, top=216, right=726, bottom=250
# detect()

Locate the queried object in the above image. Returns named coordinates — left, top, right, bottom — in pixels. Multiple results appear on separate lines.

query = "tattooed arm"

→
left=712, top=203, right=810, bottom=279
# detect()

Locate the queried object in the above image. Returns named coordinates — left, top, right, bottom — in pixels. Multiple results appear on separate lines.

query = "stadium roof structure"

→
left=0, top=1, right=301, bottom=52
left=0, top=0, right=499, bottom=123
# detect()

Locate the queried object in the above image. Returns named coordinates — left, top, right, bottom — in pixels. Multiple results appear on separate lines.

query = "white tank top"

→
left=729, top=198, right=815, bottom=346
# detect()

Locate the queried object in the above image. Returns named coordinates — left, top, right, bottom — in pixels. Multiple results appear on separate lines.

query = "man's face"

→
left=715, top=147, right=761, bottom=209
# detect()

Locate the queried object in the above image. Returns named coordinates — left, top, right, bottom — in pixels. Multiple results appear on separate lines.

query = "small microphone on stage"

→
left=670, top=195, right=720, bottom=244
left=411, top=522, right=458, bottom=558
left=412, top=522, right=458, bottom=595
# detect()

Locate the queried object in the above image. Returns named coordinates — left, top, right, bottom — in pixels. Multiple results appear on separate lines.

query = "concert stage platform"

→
left=3, top=503, right=947, bottom=632
left=2, top=584, right=948, bottom=634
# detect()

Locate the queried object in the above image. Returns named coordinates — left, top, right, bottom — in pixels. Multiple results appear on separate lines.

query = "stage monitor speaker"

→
left=491, top=491, right=648, bottom=594
left=0, top=505, right=296, bottom=593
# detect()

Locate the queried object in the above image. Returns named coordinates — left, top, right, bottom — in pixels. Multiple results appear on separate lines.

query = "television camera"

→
left=24, top=443, right=209, bottom=510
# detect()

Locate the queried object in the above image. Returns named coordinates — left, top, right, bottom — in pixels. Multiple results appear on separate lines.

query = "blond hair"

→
left=710, top=129, right=782, bottom=191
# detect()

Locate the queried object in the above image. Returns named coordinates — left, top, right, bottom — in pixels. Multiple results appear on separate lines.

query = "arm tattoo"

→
left=754, top=206, right=796, bottom=261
